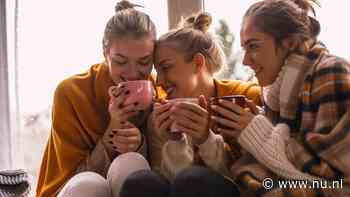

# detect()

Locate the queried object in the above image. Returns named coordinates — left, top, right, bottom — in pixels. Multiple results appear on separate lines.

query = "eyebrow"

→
left=243, top=38, right=260, bottom=46
left=112, top=53, right=152, bottom=61
left=157, top=58, right=171, bottom=66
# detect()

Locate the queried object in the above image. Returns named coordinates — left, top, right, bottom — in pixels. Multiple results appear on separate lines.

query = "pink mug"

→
left=118, top=80, right=153, bottom=110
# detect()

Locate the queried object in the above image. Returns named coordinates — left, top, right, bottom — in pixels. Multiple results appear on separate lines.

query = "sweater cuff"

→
left=238, top=115, right=274, bottom=151
left=161, top=135, right=193, bottom=179
left=198, top=130, right=221, bottom=154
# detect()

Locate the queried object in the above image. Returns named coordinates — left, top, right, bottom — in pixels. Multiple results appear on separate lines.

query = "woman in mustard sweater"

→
left=118, top=12, right=261, bottom=197
left=36, top=1, right=161, bottom=197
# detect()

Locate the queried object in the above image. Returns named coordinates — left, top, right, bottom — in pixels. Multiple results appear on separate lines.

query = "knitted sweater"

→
left=233, top=52, right=350, bottom=196
left=148, top=79, right=261, bottom=179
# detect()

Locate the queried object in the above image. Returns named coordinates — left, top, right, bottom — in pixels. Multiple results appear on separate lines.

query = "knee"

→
left=120, top=170, right=169, bottom=197
left=58, top=171, right=110, bottom=197
left=108, top=152, right=150, bottom=196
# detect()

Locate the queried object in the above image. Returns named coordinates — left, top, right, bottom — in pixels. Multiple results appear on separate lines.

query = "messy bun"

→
left=244, top=0, right=321, bottom=54
left=115, top=0, right=142, bottom=12
left=291, top=0, right=320, bottom=16
left=184, top=12, right=212, bottom=33
left=103, top=0, right=156, bottom=54
left=157, top=11, right=226, bottom=75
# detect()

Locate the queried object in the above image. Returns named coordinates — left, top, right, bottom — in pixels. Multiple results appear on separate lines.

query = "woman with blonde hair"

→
left=36, top=1, right=163, bottom=196
left=118, top=12, right=261, bottom=197
left=211, top=0, right=350, bottom=196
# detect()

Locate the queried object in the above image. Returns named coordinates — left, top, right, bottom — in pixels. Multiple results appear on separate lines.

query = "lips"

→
left=250, top=65, right=262, bottom=75
left=165, top=86, right=175, bottom=97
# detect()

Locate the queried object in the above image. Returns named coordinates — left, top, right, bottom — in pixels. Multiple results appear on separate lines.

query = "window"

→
left=205, top=0, right=350, bottom=80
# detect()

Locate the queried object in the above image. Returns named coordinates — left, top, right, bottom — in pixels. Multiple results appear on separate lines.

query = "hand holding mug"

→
left=105, top=121, right=143, bottom=153
left=209, top=95, right=258, bottom=138
left=108, top=80, right=153, bottom=122
left=169, top=95, right=210, bottom=145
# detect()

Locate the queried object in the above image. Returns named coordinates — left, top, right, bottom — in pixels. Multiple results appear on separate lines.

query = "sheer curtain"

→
left=0, top=0, right=12, bottom=169
left=0, top=0, right=20, bottom=170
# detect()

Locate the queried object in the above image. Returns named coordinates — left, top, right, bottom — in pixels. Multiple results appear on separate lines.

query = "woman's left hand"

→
left=210, top=99, right=258, bottom=138
left=111, top=121, right=142, bottom=153
left=169, top=96, right=210, bottom=146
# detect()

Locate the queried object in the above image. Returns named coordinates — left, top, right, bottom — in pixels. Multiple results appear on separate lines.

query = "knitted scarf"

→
left=238, top=44, right=329, bottom=181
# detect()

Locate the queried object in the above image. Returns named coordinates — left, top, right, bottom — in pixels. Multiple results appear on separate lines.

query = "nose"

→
left=124, top=64, right=141, bottom=81
left=242, top=50, right=253, bottom=67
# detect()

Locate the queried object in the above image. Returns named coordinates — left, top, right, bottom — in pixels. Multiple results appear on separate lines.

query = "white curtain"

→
left=0, top=0, right=12, bottom=169
left=0, top=0, right=19, bottom=170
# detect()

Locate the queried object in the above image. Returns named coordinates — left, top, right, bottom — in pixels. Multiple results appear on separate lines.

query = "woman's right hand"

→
left=152, top=101, right=173, bottom=138
left=108, top=85, right=139, bottom=122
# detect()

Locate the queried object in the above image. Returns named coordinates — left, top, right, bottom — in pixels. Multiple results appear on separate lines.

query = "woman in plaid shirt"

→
left=211, top=0, right=350, bottom=196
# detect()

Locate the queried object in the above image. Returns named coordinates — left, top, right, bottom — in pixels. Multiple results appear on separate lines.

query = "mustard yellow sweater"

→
left=36, top=63, right=161, bottom=197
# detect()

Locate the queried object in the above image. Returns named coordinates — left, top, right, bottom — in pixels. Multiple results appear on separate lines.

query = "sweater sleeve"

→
left=198, top=130, right=231, bottom=177
left=237, top=115, right=317, bottom=181
left=160, top=135, right=194, bottom=179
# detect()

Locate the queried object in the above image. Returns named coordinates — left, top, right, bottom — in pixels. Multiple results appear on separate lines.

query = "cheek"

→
left=109, top=65, right=123, bottom=78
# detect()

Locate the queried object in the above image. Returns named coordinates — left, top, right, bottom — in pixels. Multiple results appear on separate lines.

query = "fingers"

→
left=210, top=105, right=240, bottom=122
left=170, top=114, right=203, bottom=132
left=216, top=99, right=242, bottom=115
left=211, top=115, right=242, bottom=130
left=154, top=102, right=172, bottom=115
left=111, top=127, right=141, bottom=153
left=174, top=102, right=207, bottom=117
left=198, top=95, right=208, bottom=110
left=246, top=99, right=259, bottom=114
left=154, top=103, right=172, bottom=128
left=173, top=122, right=201, bottom=140
left=159, top=117, right=172, bottom=133
left=109, top=85, right=125, bottom=98
left=171, top=103, right=208, bottom=123
left=111, top=101, right=141, bottom=121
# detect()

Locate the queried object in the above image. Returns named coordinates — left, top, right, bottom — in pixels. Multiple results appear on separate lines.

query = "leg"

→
left=171, top=166, right=240, bottom=197
left=120, top=170, right=170, bottom=197
left=58, top=171, right=111, bottom=197
left=107, top=152, right=150, bottom=197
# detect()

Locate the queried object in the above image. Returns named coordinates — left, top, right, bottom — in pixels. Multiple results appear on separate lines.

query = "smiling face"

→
left=154, top=42, right=200, bottom=99
left=240, top=17, right=289, bottom=87
left=105, top=36, right=155, bottom=83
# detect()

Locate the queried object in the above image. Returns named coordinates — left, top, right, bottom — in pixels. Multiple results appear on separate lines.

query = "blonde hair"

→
left=157, top=12, right=226, bottom=74
left=102, top=0, right=156, bottom=54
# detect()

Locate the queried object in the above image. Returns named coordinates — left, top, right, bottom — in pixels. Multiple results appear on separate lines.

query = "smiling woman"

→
left=11, top=0, right=168, bottom=196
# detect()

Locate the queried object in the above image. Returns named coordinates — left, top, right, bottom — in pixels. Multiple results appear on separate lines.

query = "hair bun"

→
left=115, top=0, right=142, bottom=12
left=292, top=0, right=320, bottom=16
left=193, top=12, right=212, bottom=32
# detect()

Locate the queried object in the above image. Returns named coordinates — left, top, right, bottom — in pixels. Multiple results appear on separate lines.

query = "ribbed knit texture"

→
left=238, top=115, right=318, bottom=181
left=0, top=169, right=30, bottom=196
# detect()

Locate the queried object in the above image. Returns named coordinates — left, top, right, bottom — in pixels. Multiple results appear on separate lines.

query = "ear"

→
left=192, top=52, right=206, bottom=72
left=281, top=37, right=298, bottom=52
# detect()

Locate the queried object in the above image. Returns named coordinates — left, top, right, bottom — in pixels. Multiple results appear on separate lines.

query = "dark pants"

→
left=119, top=166, right=240, bottom=197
